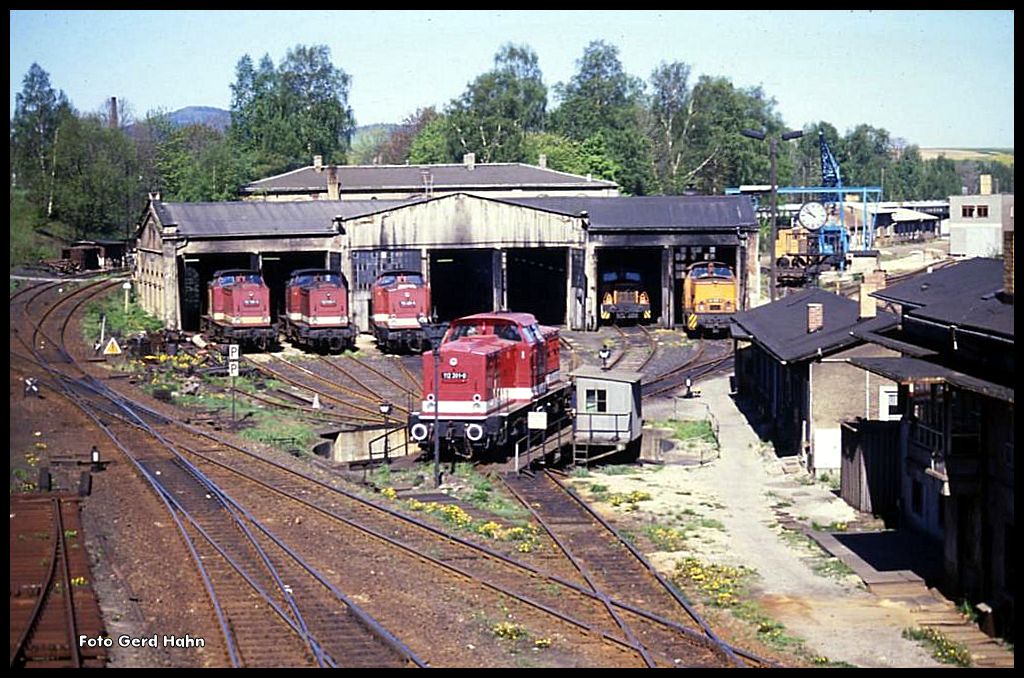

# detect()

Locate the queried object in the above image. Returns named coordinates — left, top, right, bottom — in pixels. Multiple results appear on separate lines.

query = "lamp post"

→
left=379, top=401, right=393, bottom=465
left=421, top=310, right=448, bottom=488
left=741, top=128, right=804, bottom=302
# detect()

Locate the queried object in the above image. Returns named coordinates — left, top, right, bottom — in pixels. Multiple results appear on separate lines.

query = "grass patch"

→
left=448, top=463, right=528, bottom=521
left=81, top=291, right=164, bottom=344
left=643, top=524, right=688, bottom=551
left=902, top=627, right=972, bottom=667
left=817, top=470, right=841, bottom=491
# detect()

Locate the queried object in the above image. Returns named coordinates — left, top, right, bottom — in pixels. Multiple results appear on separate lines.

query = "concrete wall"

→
left=948, top=194, right=1014, bottom=257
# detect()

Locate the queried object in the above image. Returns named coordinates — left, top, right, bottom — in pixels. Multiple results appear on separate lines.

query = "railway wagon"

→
left=202, top=269, right=277, bottom=349
left=371, top=270, right=430, bottom=353
left=599, top=270, right=652, bottom=324
left=407, top=311, right=572, bottom=457
left=282, top=269, right=356, bottom=351
left=683, top=262, right=738, bottom=334
left=775, top=224, right=851, bottom=284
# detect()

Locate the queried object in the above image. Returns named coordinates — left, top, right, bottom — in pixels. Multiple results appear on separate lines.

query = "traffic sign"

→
left=527, top=411, right=548, bottom=431
left=102, top=337, right=122, bottom=356
left=228, top=360, right=239, bottom=378
left=228, top=344, right=240, bottom=361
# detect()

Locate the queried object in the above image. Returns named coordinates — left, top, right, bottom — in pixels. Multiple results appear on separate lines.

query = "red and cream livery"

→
left=407, top=311, right=571, bottom=456
left=371, top=270, right=431, bottom=353
left=202, top=269, right=277, bottom=349
left=282, top=269, right=355, bottom=351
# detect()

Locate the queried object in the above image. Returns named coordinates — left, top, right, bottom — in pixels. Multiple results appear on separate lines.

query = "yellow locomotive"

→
left=682, top=261, right=737, bottom=334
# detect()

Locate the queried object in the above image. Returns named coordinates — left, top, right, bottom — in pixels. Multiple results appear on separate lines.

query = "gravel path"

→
left=611, top=376, right=944, bottom=668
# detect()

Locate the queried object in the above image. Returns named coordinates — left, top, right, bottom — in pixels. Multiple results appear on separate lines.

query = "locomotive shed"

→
left=136, top=186, right=758, bottom=334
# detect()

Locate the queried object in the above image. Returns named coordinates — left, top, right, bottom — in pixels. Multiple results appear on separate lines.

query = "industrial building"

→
left=134, top=189, right=759, bottom=334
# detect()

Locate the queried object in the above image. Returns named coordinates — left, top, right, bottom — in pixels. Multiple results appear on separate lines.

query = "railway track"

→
left=501, top=470, right=749, bottom=668
left=9, top=495, right=106, bottom=669
left=608, top=325, right=657, bottom=373
left=14, top=280, right=424, bottom=668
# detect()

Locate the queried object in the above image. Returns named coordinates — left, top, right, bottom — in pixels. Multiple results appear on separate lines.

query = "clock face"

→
left=798, top=201, right=827, bottom=230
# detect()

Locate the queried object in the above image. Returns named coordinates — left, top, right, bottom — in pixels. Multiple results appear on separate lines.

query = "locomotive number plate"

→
left=442, top=371, right=468, bottom=381
left=399, top=300, right=417, bottom=307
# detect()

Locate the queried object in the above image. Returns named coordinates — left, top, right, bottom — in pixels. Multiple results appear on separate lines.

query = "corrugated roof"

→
left=891, top=208, right=939, bottom=222
left=502, top=195, right=758, bottom=231
left=908, top=293, right=1014, bottom=338
left=730, top=288, right=897, bottom=363
left=241, top=163, right=618, bottom=193
left=153, top=199, right=421, bottom=237
left=873, top=258, right=1003, bottom=309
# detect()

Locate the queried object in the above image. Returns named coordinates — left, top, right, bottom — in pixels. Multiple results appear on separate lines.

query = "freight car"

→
left=407, top=311, right=572, bottom=458
left=282, top=269, right=356, bottom=352
left=201, top=269, right=277, bottom=350
left=682, top=261, right=738, bottom=334
left=599, top=270, right=652, bottom=324
left=371, top=270, right=430, bottom=353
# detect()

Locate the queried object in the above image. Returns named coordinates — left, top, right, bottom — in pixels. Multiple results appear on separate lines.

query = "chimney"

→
left=109, top=97, right=119, bottom=129
left=979, top=174, right=992, bottom=195
left=313, top=155, right=323, bottom=172
left=807, top=303, right=824, bottom=334
left=859, top=284, right=876, bottom=319
left=326, top=166, right=340, bottom=201
left=538, top=154, right=548, bottom=169
left=463, top=152, right=475, bottom=171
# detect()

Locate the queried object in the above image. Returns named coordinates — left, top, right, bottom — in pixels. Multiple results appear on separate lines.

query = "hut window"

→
left=977, top=205, right=989, bottom=218
left=585, top=388, right=607, bottom=413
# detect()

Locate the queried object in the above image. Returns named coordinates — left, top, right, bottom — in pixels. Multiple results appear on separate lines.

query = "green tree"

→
left=921, top=155, right=962, bottom=199
left=648, top=61, right=695, bottom=193
left=379, top=107, right=438, bottom=164
left=10, top=63, right=73, bottom=216
left=229, top=45, right=354, bottom=176
left=408, top=114, right=453, bottom=164
left=550, top=41, right=654, bottom=194
left=158, top=124, right=250, bottom=202
left=838, top=124, right=893, bottom=188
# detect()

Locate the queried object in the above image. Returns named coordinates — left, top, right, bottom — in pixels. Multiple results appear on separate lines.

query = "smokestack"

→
left=326, top=166, right=340, bottom=200
left=463, top=152, right=475, bottom=171
left=538, top=154, right=548, bottom=169
left=313, top=155, right=323, bottom=172
left=109, top=97, right=119, bottom=129
left=807, top=303, right=824, bottom=334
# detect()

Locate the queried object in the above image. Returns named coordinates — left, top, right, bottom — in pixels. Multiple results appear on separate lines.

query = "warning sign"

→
left=102, top=337, right=122, bottom=356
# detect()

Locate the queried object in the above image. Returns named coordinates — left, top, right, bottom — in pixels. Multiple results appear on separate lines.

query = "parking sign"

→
left=228, top=344, right=240, bottom=361
left=228, top=361, right=240, bottom=378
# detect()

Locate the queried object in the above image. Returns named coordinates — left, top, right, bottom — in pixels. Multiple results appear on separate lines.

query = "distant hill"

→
left=164, top=106, right=232, bottom=132
left=920, top=148, right=1013, bottom=166
left=353, top=123, right=399, bottom=143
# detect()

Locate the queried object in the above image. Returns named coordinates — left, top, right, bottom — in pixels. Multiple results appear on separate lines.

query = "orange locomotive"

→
left=407, top=312, right=571, bottom=457
left=682, top=261, right=738, bottom=334
left=371, top=270, right=431, bottom=353
left=202, top=269, right=277, bottom=349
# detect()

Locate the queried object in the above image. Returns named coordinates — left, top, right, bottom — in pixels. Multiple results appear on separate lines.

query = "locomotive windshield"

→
left=689, top=264, right=733, bottom=279
left=219, top=273, right=262, bottom=285
left=447, top=320, right=523, bottom=342
left=377, top=272, right=424, bottom=287
left=601, top=271, right=642, bottom=284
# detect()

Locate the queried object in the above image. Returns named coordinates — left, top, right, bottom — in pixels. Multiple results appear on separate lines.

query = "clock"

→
left=797, top=201, right=827, bottom=230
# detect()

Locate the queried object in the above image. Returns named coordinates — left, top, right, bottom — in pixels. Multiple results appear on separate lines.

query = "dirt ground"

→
left=566, top=375, right=946, bottom=669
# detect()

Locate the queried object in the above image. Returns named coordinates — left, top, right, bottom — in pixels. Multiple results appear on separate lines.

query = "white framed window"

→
left=878, top=385, right=900, bottom=421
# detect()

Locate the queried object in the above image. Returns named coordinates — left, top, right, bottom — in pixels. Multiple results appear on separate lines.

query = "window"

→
left=912, top=479, right=923, bottom=516
left=977, top=205, right=989, bottom=218
left=961, top=206, right=975, bottom=218
left=878, top=385, right=900, bottom=421
left=585, top=388, right=608, bottom=413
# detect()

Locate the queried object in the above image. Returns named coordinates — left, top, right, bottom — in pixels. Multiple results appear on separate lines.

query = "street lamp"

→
left=598, top=346, right=611, bottom=370
left=741, top=128, right=804, bottom=302
left=421, top=310, right=448, bottom=487
left=379, top=401, right=393, bottom=464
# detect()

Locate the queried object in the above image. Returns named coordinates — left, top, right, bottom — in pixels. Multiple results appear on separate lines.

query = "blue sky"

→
left=9, top=10, right=1015, bottom=148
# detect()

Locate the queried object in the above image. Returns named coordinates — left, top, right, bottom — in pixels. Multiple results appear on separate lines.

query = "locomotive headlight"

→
left=639, top=292, right=650, bottom=304
left=602, top=292, right=613, bottom=305
left=426, top=393, right=435, bottom=401
left=390, top=313, right=396, bottom=319
left=698, top=302, right=706, bottom=312
left=410, top=423, right=429, bottom=441
left=465, top=423, right=484, bottom=442
left=449, top=357, right=458, bottom=367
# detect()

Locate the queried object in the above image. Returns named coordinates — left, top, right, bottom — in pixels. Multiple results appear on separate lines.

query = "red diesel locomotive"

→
left=371, top=270, right=431, bottom=353
left=282, top=269, right=356, bottom=351
left=407, top=311, right=572, bottom=457
left=202, top=269, right=277, bottom=349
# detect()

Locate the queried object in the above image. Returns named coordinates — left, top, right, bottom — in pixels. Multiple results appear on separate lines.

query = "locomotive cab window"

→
left=585, top=388, right=608, bottom=413
left=496, top=323, right=523, bottom=342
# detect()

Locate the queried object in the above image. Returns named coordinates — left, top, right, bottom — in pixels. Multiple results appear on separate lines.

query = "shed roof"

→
left=872, top=258, right=1003, bottom=309
left=152, top=199, right=420, bottom=237
left=730, top=288, right=897, bottom=364
left=571, top=366, right=644, bottom=383
left=850, top=356, right=1014, bottom=403
left=891, top=208, right=939, bottom=222
left=241, top=162, right=618, bottom=194
left=502, top=195, right=758, bottom=231
left=908, top=292, right=1014, bottom=338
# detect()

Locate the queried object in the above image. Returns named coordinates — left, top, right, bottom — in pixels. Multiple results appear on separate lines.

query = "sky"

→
left=9, top=10, right=1015, bottom=149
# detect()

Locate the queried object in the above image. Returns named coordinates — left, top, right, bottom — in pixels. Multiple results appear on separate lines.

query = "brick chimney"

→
left=326, top=166, right=340, bottom=200
left=859, top=270, right=887, bottom=318
left=109, top=97, right=119, bottom=129
left=463, top=152, right=476, bottom=171
left=979, top=173, right=992, bottom=195
left=538, top=154, right=548, bottom=169
left=313, top=155, right=323, bottom=172
left=1004, top=227, right=1014, bottom=302
left=807, top=303, right=824, bottom=333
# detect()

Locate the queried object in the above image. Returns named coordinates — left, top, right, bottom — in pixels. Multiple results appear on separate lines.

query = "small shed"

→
left=571, top=366, right=643, bottom=465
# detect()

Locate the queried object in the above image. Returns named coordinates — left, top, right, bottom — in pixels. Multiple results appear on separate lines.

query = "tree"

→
left=229, top=45, right=355, bottom=176
left=442, top=43, right=547, bottom=163
left=158, top=124, right=250, bottom=202
left=379, top=108, right=438, bottom=164
left=648, top=61, right=694, bottom=194
left=550, top=41, right=654, bottom=194
left=10, top=63, right=73, bottom=216
left=408, top=115, right=452, bottom=164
